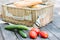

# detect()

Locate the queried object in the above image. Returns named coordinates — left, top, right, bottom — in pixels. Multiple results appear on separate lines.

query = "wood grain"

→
left=0, top=27, right=3, bottom=40
left=40, top=25, right=59, bottom=40
left=0, top=24, right=18, bottom=40
left=45, top=23, right=60, bottom=40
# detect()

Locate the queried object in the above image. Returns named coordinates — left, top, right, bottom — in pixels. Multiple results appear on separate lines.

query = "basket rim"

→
left=2, top=3, right=54, bottom=10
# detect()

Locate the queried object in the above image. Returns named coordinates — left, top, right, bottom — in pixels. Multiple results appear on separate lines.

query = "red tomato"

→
left=39, top=31, right=48, bottom=38
left=31, top=27, right=40, bottom=35
left=29, top=31, right=37, bottom=39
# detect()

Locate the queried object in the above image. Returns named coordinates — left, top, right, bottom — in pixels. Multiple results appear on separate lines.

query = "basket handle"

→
left=35, top=14, right=46, bottom=27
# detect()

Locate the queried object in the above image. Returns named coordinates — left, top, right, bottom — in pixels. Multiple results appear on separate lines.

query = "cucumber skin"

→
left=5, top=25, right=29, bottom=30
left=19, top=30, right=27, bottom=38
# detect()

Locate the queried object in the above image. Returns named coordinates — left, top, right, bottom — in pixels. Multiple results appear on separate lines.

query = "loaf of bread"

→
left=14, top=1, right=28, bottom=8
left=32, top=5, right=40, bottom=8
left=14, top=0, right=43, bottom=8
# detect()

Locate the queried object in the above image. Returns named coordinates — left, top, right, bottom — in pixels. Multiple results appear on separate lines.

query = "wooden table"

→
left=0, top=10, right=60, bottom=40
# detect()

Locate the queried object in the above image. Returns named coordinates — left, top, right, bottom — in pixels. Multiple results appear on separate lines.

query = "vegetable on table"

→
left=5, top=25, right=29, bottom=30
left=39, top=31, right=48, bottom=38
left=31, top=27, right=40, bottom=35
left=19, top=30, right=27, bottom=38
left=29, top=31, right=37, bottom=39
left=5, top=25, right=28, bottom=38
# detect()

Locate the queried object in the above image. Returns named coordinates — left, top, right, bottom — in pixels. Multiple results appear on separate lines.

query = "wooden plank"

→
left=53, top=16, right=60, bottom=28
left=45, top=23, right=60, bottom=40
left=40, top=26, right=59, bottom=40
left=53, top=10, right=60, bottom=28
left=0, top=24, right=19, bottom=40
left=0, top=27, right=3, bottom=40
left=53, top=22, right=60, bottom=28
left=33, top=36, right=43, bottom=40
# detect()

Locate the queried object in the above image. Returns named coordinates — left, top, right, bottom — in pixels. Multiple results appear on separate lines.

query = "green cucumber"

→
left=19, top=30, right=27, bottom=38
left=5, top=25, right=29, bottom=30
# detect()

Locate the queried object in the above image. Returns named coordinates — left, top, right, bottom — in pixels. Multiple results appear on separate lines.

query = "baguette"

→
left=14, top=0, right=43, bottom=8
left=14, top=1, right=28, bottom=8
left=32, top=5, right=40, bottom=8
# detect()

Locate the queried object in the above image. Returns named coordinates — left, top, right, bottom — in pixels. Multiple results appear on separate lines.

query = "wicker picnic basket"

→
left=2, top=1, right=54, bottom=27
